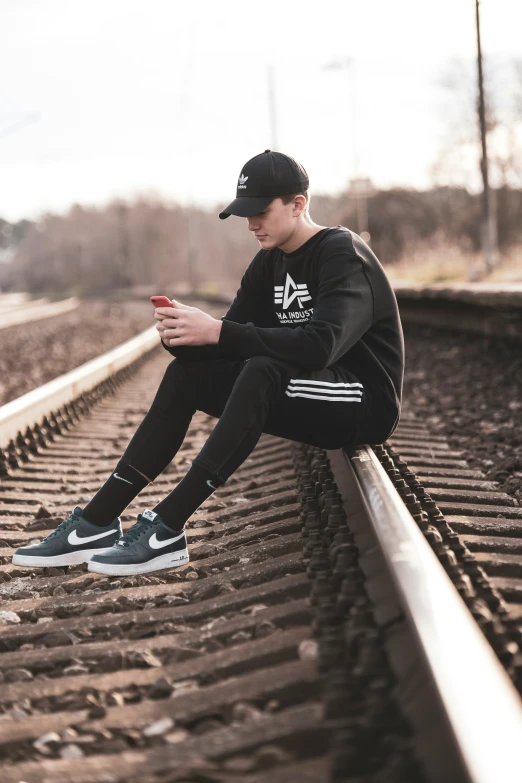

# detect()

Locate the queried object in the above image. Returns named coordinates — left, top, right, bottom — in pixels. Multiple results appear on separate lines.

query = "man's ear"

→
left=293, top=195, right=307, bottom=216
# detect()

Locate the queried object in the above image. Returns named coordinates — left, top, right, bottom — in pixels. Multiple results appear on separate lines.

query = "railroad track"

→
left=0, top=291, right=521, bottom=782
left=0, top=296, right=79, bottom=330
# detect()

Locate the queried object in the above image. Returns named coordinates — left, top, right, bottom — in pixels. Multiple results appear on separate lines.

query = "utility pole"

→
left=116, top=203, right=131, bottom=288
left=267, top=65, right=278, bottom=150
left=475, top=0, right=498, bottom=274
left=185, top=206, right=198, bottom=293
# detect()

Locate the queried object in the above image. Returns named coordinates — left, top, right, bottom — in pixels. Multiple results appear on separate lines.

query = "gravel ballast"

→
left=402, top=324, right=522, bottom=504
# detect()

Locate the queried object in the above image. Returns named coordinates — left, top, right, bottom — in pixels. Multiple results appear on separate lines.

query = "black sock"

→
left=153, top=463, right=218, bottom=531
left=83, top=461, right=149, bottom=526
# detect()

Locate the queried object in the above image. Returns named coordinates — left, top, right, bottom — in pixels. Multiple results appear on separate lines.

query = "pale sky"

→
left=1, top=0, right=520, bottom=222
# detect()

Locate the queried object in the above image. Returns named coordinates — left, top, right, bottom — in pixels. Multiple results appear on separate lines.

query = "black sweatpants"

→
left=122, top=355, right=389, bottom=488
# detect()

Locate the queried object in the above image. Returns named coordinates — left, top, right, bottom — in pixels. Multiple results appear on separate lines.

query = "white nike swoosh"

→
left=206, top=479, right=218, bottom=490
left=113, top=473, right=133, bottom=485
left=149, top=531, right=185, bottom=550
left=68, top=528, right=117, bottom=546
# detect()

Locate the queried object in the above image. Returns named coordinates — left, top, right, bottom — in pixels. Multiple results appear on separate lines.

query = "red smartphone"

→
left=150, top=295, right=174, bottom=308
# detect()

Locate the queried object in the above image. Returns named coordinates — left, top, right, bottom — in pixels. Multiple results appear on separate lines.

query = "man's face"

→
left=246, top=198, right=297, bottom=249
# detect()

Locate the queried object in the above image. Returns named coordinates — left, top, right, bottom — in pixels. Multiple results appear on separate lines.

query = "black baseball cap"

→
left=219, top=150, right=309, bottom=219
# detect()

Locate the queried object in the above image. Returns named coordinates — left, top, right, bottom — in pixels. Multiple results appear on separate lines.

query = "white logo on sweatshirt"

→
left=274, top=273, right=312, bottom=310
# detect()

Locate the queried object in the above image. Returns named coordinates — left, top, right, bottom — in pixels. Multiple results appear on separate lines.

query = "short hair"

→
left=280, top=191, right=309, bottom=205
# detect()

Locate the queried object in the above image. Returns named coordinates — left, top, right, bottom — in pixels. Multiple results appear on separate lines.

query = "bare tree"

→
left=432, top=55, right=522, bottom=192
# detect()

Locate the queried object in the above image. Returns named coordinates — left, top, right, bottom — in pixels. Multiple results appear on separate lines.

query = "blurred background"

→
left=1, top=0, right=521, bottom=297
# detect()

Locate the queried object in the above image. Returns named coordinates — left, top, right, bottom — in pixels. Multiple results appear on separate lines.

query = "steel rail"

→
left=392, top=281, right=522, bottom=342
left=0, top=295, right=47, bottom=311
left=0, top=325, right=160, bottom=449
left=392, top=279, right=522, bottom=308
left=328, top=445, right=522, bottom=783
left=0, top=296, right=80, bottom=330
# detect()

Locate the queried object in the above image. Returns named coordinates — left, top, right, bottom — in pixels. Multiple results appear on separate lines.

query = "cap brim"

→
left=219, top=196, right=274, bottom=220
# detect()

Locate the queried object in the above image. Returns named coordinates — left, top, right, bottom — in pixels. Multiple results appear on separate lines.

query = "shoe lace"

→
left=43, top=511, right=80, bottom=541
left=117, top=515, right=158, bottom=547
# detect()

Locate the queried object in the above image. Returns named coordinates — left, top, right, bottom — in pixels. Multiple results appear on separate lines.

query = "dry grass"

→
left=388, top=231, right=522, bottom=284
left=486, top=247, right=522, bottom=282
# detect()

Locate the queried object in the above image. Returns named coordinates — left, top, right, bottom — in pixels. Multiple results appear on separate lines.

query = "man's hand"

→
left=154, top=299, right=222, bottom=346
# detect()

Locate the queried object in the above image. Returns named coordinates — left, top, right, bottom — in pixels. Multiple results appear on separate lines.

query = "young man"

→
left=13, top=150, right=404, bottom=576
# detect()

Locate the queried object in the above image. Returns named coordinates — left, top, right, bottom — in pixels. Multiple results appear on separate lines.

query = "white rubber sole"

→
left=12, top=546, right=113, bottom=568
left=87, top=548, right=190, bottom=576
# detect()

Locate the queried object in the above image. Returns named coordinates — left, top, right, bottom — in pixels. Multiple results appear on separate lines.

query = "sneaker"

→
left=88, top=509, right=189, bottom=576
left=12, top=506, right=122, bottom=568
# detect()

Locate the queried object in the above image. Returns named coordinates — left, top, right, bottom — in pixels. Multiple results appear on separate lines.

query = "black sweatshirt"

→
left=163, top=226, right=404, bottom=416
